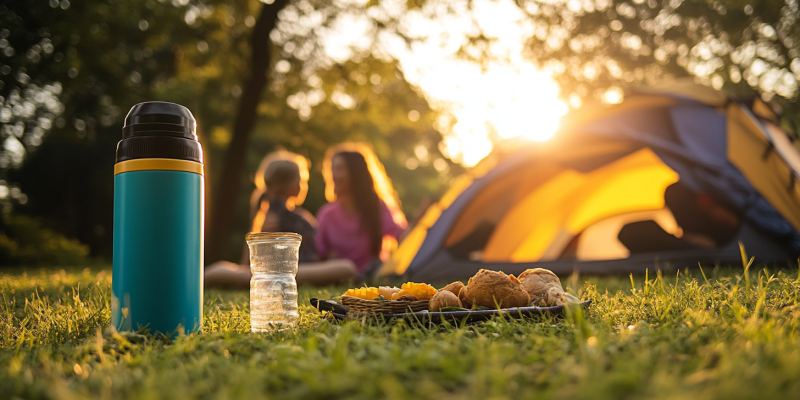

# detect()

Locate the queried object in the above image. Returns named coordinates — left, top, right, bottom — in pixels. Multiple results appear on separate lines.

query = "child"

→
left=204, top=151, right=356, bottom=288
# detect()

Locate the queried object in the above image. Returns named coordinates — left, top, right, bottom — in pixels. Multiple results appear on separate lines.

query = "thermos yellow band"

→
left=114, top=158, right=204, bottom=176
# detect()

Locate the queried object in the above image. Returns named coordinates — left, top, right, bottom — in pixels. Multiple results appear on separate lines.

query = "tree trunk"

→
left=206, top=0, right=289, bottom=264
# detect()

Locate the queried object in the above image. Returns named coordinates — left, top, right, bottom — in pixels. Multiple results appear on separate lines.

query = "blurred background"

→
left=0, top=0, right=797, bottom=266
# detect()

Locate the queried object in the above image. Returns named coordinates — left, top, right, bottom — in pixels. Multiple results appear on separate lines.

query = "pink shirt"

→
left=315, top=200, right=406, bottom=272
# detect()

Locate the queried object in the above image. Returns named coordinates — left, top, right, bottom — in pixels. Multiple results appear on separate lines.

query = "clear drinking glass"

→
left=247, top=232, right=301, bottom=332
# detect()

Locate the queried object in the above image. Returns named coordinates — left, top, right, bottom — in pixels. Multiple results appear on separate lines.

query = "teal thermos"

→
left=112, top=102, right=204, bottom=335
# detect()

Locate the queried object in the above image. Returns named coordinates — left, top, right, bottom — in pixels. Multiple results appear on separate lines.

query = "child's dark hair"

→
left=262, top=160, right=300, bottom=199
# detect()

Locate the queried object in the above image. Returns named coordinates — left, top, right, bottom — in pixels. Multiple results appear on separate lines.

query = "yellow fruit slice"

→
left=343, top=287, right=381, bottom=300
left=390, top=282, right=437, bottom=301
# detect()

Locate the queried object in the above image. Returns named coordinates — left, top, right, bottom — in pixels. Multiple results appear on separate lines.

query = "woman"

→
left=204, top=150, right=356, bottom=289
left=316, top=143, right=407, bottom=277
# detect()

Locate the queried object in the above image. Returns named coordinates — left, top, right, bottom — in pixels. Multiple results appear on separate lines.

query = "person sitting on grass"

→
left=204, top=150, right=356, bottom=289
left=315, top=144, right=407, bottom=280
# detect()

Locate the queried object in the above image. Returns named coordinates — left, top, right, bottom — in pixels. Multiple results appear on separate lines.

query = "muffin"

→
left=463, top=269, right=531, bottom=309
left=518, top=268, right=562, bottom=299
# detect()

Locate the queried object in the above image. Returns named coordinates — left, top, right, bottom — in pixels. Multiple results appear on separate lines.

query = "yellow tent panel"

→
left=566, top=155, right=679, bottom=232
left=485, top=148, right=679, bottom=262
left=444, top=162, right=562, bottom=248
left=727, top=104, right=800, bottom=234
left=483, top=170, right=586, bottom=261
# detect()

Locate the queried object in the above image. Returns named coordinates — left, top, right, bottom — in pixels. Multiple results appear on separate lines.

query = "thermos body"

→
left=111, top=102, right=204, bottom=335
left=112, top=167, right=203, bottom=333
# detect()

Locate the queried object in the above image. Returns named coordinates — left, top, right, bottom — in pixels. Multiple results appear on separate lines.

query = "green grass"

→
left=2, top=262, right=800, bottom=399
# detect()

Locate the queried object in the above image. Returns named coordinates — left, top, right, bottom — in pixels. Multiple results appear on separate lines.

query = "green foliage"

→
left=2, top=265, right=800, bottom=398
left=516, top=0, right=799, bottom=114
left=0, top=0, right=197, bottom=153
left=2, top=0, right=201, bottom=258
left=0, top=214, right=89, bottom=267
left=2, top=0, right=455, bottom=261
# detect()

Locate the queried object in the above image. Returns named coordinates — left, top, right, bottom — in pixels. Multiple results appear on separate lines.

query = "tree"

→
left=0, top=0, right=455, bottom=263
left=205, top=0, right=289, bottom=264
left=512, top=0, right=799, bottom=115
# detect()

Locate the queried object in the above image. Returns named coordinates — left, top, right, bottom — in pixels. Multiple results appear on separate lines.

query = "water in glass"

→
left=247, top=233, right=300, bottom=332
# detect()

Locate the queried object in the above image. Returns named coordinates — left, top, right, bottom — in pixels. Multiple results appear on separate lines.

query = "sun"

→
left=323, top=0, right=570, bottom=167
left=413, top=60, right=568, bottom=167
left=382, top=0, right=569, bottom=168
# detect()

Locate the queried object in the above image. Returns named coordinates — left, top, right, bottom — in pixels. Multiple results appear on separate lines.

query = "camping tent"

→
left=381, top=82, right=800, bottom=282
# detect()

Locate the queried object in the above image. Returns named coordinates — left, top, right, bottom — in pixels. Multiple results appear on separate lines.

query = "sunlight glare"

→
left=389, top=0, right=568, bottom=167
left=414, top=61, right=567, bottom=166
left=317, top=0, right=570, bottom=167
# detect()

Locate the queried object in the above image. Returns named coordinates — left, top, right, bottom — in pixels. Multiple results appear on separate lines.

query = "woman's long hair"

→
left=338, top=151, right=383, bottom=256
left=322, top=143, right=406, bottom=257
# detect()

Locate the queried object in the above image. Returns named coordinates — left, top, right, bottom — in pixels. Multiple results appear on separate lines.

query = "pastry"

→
left=428, top=290, right=462, bottom=311
left=463, top=269, right=530, bottom=309
left=440, top=281, right=465, bottom=297
left=458, top=286, right=472, bottom=309
left=518, top=268, right=562, bottom=298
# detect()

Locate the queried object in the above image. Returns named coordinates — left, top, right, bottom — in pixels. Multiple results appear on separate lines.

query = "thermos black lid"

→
left=116, top=102, right=203, bottom=164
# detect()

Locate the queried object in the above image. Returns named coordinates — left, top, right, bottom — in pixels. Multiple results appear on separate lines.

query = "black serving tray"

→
left=310, top=298, right=592, bottom=324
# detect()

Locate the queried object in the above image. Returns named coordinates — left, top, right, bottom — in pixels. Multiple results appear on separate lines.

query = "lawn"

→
left=2, top=261, right=800, bottom=400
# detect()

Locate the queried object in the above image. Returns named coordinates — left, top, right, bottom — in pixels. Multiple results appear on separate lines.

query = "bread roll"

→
left=463, top=269, right=530, bottom=309
left=440, top=281, right=465, bottom=297
left=518, top=268, right=562, bottom=298
left=429, top=290, right=462, bottom=312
